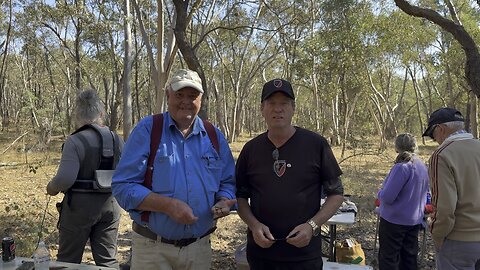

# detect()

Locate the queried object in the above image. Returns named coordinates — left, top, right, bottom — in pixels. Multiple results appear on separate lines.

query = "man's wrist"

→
left=307, top=219, right=320, bottom=237
left=215, top=197, right=229, bottom=204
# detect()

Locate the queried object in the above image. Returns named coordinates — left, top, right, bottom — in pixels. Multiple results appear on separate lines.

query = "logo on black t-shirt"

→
left=272, top=148, right=286, bottom=177
left=273, top=160, right=286, bottom=177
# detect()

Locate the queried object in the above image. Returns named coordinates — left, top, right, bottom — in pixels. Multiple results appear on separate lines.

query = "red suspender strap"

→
left=203, top=120, right=220, bottom=154
left=141, top=113, right=163, bottom=222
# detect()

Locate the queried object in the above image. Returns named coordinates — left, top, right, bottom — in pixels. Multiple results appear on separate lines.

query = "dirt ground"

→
left=0, top=132, right=438, bottom=269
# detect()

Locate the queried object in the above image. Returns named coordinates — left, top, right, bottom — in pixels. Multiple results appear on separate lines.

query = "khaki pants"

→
left=130, top=231, right=212, bottom=270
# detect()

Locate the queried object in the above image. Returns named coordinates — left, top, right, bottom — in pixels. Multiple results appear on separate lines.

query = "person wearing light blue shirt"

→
left=112, top=69, right=236, bottom=270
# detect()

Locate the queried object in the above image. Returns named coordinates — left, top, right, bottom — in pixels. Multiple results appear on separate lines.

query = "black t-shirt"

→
left=235, top=127, right=343, bottom=261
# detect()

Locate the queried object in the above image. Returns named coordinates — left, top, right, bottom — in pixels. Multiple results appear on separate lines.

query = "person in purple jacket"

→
left=377, top=133, right=429, bottom=270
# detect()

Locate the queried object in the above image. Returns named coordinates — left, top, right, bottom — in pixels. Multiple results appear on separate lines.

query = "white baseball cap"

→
left=168, top=69, right=204, bottom=93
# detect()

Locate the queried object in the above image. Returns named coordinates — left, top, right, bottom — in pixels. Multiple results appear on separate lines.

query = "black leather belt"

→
left=132, top=222, right=216, bottom=248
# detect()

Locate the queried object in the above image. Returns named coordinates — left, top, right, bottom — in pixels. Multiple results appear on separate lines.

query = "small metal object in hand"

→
left=273, top=237, right=289, bottom=241
left=273, top=232, right=298, bottom=241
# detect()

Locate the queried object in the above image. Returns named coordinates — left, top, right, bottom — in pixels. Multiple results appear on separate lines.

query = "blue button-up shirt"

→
left=112, top=112, right=235, bottom=240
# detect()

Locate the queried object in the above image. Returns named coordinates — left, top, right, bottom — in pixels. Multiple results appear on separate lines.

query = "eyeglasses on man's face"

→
left=429, top=124, right=440, bottom=140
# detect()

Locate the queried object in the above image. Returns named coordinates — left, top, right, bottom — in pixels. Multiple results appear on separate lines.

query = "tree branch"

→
left=445, top=0, right=461, bottom=26
left=193, top=24, right=287, bottom=51
left=1, top=131, right=29, bottom=155
left=394, top=0, right=480, bottom=97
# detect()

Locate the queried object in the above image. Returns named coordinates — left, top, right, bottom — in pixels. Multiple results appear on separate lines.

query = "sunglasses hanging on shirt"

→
left=272, top=148, right=286, bottom=177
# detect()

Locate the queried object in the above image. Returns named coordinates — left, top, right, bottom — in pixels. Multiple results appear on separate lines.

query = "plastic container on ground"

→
left=33, top=241, right=51, bottom=270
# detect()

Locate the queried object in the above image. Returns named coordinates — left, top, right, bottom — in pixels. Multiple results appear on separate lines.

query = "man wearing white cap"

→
left=423, top=107, right=480, bottom=270
left=112, top=69, right=236, bottom=270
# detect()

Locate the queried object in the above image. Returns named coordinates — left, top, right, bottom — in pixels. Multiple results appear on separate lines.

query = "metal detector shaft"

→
left=373, top=213, right=380, bottom=257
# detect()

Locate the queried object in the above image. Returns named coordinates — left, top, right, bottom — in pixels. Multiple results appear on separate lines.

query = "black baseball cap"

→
left=422, top=108, right=464, bottom=138
left=261, top=79, right=295, bottom=102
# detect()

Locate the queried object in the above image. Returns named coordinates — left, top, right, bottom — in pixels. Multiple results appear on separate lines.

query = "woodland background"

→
left=2, top=0, right=480, bottom=149
left=2, top=1, right=480, bottom=269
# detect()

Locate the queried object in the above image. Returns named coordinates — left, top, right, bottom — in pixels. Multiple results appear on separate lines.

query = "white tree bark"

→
left=123, top=0, right=133, bottom=138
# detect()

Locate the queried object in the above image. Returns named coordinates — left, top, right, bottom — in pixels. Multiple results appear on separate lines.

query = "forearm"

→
left=237, top=198, right=260, bottom=229
left=311, top=194, right=343, bottom=225
left=136, top=192, right=174, bottom=213
left=135, top=190, right=199, bottom=225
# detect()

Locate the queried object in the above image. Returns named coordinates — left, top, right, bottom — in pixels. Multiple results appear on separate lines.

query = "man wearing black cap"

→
left=423, top=107, right=480, bottom=270
left=236, top=79, right=344, bottom=269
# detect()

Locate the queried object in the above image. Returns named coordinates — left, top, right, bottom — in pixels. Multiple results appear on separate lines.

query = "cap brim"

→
left=422, top=125, right=434, bottom=137
left=261, top=90, right=294, bottom=102
left=170, top=81, right=204, bottom=93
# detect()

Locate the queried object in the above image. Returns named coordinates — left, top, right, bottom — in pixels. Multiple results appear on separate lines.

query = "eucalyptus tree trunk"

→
left=467, top=91, right=478, bottom=138
left=73, top=0, right=85, bottom=92
left=311, top=73, right=321, bottom=131
left=408, top=66, right=429, bottom=119
left=122, top=0, right=133, bottom=139
left=132, top=0, right=161, bottom=112
left=331, top=94, right=340, bottom=147
left=156, top=0, right=179, bottom=113
left=172, top=0, right=208, bottom=119
left=212, top=78, right=229, bottom=139
left=410, top=66, right=426, bottom=144
left=132, top=0, right=178, bottom=114
left=207, top=39, right=230, bottom=139
left=0, top=0, right=12, bottom=129
left=340, top=85, right=359, bottom=159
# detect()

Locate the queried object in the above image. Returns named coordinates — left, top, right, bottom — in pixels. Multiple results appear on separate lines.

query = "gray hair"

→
left=443, top=121, right=465, bottom=131
left=74, top=89, right=105, bottom=126
left=394, top=133, right=417, bottom=163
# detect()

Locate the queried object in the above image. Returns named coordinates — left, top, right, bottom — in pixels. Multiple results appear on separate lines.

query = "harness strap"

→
left=141, top=114, right=163, bottom=222
left=140, top=114, right=220, bottom=223
left=203, top=120, right=219, bottom=154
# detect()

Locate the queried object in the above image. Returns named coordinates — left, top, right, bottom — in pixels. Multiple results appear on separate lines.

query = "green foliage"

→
left=1, top=0, right=478, bottom=144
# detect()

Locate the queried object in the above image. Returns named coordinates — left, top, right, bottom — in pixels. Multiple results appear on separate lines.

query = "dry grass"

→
left=0, top=132, right=439, bottom=269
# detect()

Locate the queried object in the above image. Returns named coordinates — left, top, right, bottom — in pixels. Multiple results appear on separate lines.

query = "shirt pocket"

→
left=152, top=144, right=175, bottom=194
left=201, top=150, right=222, bottom=193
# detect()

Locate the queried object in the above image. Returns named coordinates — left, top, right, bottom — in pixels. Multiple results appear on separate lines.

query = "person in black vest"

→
left=47, top=89, right=124, bottom=268
left=236, top=78, right=344, bottom=270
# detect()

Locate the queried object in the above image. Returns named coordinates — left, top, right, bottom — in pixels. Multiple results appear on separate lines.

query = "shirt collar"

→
left=165, top=112, right=204, bottom=136
left=442, top=130, right=473, bottom=145
left=447, top=129, right=467, bottom=138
